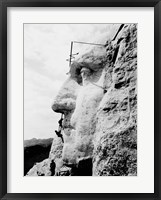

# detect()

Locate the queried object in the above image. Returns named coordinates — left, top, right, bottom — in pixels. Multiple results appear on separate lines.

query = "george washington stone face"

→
left=52, top=45, right=107, bottom=168
left=51, top=24, right=137, bottom=176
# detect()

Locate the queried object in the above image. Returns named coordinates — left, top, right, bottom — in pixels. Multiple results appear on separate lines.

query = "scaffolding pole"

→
left=73, top=41, right=104, bottom=46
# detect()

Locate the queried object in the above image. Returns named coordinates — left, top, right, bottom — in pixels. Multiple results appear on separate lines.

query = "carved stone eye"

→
left=80, top=67, right=91, bottom=79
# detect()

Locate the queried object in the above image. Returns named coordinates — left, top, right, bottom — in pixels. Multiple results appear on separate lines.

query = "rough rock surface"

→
left=93, top=24, right=137, bottom=175
left=26, top=24, right=137, bottom=176
left=24, top=138, right=53, bottom=175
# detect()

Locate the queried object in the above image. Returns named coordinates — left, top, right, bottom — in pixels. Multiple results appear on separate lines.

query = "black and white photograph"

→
left=24, top=23, right=137, bottom=176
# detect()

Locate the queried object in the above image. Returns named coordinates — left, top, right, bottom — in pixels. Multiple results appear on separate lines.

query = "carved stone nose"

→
left=51, top=77, right=80, bottom=113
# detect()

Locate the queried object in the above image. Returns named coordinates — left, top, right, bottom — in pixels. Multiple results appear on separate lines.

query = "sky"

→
left=24, top=24, right=116, bottom=140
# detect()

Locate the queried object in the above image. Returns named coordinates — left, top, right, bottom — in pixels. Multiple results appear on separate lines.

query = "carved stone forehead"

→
left=70, top=45, right=107, bottom=73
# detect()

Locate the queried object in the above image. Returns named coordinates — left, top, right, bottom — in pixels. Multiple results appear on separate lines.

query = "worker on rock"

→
left=58, top=117, right=63, bottom=129
left=55, top=114, right=64, bottom=143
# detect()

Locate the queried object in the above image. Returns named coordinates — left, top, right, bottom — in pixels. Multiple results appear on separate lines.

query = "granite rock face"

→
left=93, top=24, right=137, bottom=176
left=26, top=24, right=137, bottom=176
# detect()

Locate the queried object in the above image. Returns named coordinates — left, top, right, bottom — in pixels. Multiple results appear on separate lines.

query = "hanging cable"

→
left=90, top=82, right=107, bottom=93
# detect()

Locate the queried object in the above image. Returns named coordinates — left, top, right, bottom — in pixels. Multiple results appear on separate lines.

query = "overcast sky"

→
left=24, top=24, right=116, bottom=140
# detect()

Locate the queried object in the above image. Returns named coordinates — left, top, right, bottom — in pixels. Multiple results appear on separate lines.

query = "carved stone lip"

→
left=52, top=105, right=72, bottom=113
left=51, top=100, right=76, bottom=113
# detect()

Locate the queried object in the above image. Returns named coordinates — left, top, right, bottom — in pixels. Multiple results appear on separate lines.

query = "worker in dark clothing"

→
left=55, top=130, right=64, bottom=143
left=54, top=114, right=64, bottom=143
left=58, top=114, right=64, bottom=128
left=50, top=160, right=56, bottom=176
left=58, top=117, right=63, bottom=128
